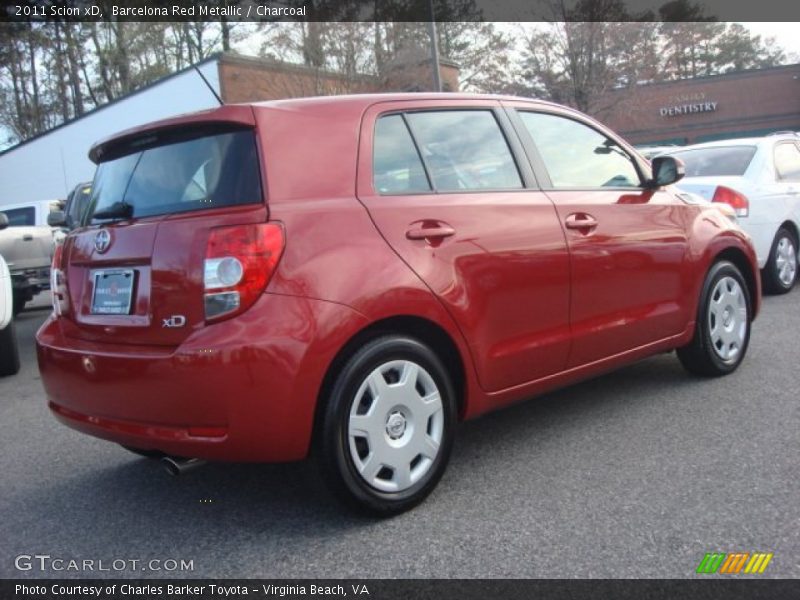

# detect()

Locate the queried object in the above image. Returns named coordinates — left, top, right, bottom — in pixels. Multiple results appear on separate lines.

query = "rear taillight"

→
left=712, top=186, right=749, bottom=217
left=204, top=222, right=284, bottom=323
left=50, top=241, right=68, bottom=316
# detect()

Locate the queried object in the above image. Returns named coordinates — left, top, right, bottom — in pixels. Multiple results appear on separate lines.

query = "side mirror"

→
left=0, top=212, right=8, bottom=231
left=649, top=156, right=685, bottom=187
left=47, top=211, right=67, bottom=227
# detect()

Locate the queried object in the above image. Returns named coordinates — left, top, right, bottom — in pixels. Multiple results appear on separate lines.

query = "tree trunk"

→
left=64, top=23, right=85, bottom=116
left=113, top=21, right=132, bottom=94
left=26, top=22, right=42, bottom=133
left=221, top=18, right=230, bottom=52
left=52, top=22, right=71, bottom=121
left=90, top=22, right=115, bottom=101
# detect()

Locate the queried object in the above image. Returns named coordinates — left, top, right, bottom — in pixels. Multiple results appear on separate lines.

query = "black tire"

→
left=762, top=227, right=798, bottom=295
left=317, top=335, right=457, bottom=516
left=11, top=293, right=25, bottom=317
left=677, top=261, right=752, bottom=377
left=0, top=319, right=21, bottom=377
left=120, top=445, right=164, bottom=459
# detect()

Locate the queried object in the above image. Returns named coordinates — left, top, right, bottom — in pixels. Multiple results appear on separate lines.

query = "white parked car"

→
left=635, top=144, right=681, bottom=160
left=663, top=133, right=800, bottom=294
left=0, top=214, right=21, bottom=377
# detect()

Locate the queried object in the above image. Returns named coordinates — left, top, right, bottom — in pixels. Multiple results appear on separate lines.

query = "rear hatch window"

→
left=86, top=128, right=262, bottom=224
left=667, top=146, right=757, bottom=177
left=59, top=126, right=267, bottom=348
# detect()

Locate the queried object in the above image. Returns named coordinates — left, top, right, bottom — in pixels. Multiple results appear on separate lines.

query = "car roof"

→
left=247, top=92, right=561, bottom=111
left=90, top=93, right=579, bottom=162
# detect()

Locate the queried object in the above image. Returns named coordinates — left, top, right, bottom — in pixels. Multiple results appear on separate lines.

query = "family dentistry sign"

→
left=659, top=92, right=718, bottom=117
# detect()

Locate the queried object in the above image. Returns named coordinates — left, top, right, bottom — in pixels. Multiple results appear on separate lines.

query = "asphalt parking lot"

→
left=1, top=293, right=797, bottom=579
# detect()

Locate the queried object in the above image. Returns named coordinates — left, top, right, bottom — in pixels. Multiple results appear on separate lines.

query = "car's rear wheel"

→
left=318, top=336, right=456, bottom=516
left=0, top=319, right=21, bottom=377
left=677, top=260, right=751, bottom=377
left=763, top=227, right=797, bottom=294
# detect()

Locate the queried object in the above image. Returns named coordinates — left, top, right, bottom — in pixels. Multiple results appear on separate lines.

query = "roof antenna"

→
left=194, top=64, right=223, bottom=106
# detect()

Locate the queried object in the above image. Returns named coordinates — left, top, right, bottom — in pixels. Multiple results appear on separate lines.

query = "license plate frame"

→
left=90, top=269, right=135, bottom=315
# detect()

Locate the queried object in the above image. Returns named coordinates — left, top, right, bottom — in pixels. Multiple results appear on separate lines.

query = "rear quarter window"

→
left=373, top=115, right=431, bottom=195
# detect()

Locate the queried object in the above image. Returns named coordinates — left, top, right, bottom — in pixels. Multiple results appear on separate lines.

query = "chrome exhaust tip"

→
left=161, top=456, right=206, bottom=476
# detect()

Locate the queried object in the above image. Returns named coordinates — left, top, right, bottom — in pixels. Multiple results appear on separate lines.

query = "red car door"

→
left=356, top=99, right=571, bottom=392
left=507, top=104, right=692, bottom=367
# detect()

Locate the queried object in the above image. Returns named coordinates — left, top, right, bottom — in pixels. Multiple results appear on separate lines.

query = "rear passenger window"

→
left=0, top=207, right=35, bottom=226
left=406, top=111, right=522, bottom=192
left=373, top=115, right=431, bottom=194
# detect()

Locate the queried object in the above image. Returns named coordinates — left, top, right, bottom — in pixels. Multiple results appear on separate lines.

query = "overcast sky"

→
left=240, top=22, right=800, bottom=61
left=742, top=23, right=800, bottom=59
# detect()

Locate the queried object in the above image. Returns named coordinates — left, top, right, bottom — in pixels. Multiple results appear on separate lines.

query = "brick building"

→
left=596, top=63, right=800, bottom=146
left=218, top=52, right=460, bottom=102
left=0, top=52, right=460, bottom=204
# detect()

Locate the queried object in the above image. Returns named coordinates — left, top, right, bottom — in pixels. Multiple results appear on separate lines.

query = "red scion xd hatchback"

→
left=37, top=94, right=760, bottom=514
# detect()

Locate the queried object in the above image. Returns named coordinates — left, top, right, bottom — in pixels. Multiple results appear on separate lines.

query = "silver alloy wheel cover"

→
left=707, top=275, right=748, bottom=362
left=348, top=360, right=444, bottom=493
left=775, top=236, right=797, bottom=287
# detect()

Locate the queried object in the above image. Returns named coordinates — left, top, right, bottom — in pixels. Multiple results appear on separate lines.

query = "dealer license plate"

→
left=90, top=269, right=134, bottom=315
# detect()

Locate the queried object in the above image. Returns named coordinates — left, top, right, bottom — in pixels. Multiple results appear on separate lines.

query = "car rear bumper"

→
left=36, top=292, right=367, bottom=462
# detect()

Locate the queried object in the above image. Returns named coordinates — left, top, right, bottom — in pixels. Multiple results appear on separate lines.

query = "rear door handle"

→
left=564, top=214, right=598, bottom=230
left=406, top=226, right=456, bottom=240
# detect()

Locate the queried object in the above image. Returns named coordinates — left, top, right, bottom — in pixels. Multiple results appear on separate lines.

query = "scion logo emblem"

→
left=94, top=229, right=111, bottom=253
left=163, top=315, right=187, bottom=328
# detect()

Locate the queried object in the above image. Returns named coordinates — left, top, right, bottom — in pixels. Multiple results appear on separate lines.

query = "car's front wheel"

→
left=318, top=336, right=456, bottom=516
left=763, top=227, right=797, bottom=295
left=677, top=260, right=752, bottom=377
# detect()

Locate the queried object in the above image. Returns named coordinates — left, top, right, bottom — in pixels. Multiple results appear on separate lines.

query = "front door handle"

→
left=564, top=213, right=598, bottom=230
left=406, top=225, right=456, bottom=240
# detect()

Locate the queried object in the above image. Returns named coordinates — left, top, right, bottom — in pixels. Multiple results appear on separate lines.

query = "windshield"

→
left=86, top=130, right=262, bottom=224
left=667, top=146, right=757, bottom=177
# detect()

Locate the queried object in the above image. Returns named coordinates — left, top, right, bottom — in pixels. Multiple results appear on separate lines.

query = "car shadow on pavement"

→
left=3, top=346, right=738, bottom=580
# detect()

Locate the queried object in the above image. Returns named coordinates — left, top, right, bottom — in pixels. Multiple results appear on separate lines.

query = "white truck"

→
left=0, top=210, right=54, bottom=315
left=0, top=214, right=21, bottom=376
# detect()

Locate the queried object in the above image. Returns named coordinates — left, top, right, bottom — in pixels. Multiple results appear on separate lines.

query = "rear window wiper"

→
left=92, top=201, right=133, bottom=222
